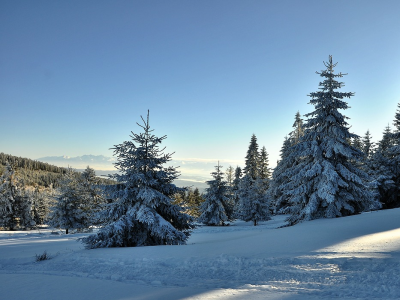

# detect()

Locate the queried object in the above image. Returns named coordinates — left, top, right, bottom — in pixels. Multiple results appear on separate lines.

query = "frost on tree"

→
left=388, top=102, right=400, bottom=206
left=80, top=166, right=106, bottom=226
left=236, top=135, right=270, bottom=225
left=284, top=56, right=379, bottom=225
left=31, top=186, right=51, bottom=226
left=236, top=175, right=270, bottom=226
left=0, top=163, right=34, bottom=230
left=49, top=168, right=90, bottom=234
left=232, top=166, right=242, bottom=208
left=270, top=112, right=305, bottom=214
left=198, top=162, right=233, bottom=226
left=243, top=134, right=260, bottom=180
left=82, top=112, right=194, bottom=248
left=259, top=146, right=271, bottom=181
left=367, top=104, right=400, bottom=208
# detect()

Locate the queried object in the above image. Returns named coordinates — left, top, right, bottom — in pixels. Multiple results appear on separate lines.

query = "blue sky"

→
left=1, top=0, right=399, bottom=173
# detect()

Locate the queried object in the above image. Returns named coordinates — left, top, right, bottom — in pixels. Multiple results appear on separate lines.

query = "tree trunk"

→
left=66, top=228, right=69, bottom=234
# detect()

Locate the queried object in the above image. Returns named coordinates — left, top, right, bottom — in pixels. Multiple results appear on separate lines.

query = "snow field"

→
left=1, top=209, right=400, bottom=299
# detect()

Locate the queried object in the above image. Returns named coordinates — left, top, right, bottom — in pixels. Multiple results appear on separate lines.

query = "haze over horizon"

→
left=1, top=1, right=399, bottom=179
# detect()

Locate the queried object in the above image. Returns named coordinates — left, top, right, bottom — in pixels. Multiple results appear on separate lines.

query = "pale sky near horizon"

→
left=1, top=0, right=400, bottom=172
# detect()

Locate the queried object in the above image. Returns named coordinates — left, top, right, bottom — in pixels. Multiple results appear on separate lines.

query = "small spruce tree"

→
left=82, top=112, right=194, bottom=248
left=198, top=162, right=232, bottom=225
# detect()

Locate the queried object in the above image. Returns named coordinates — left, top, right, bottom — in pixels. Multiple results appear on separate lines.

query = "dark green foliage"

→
left=174, top=187, right=205, bottom=218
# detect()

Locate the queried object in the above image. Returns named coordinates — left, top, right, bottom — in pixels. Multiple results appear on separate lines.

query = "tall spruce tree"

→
left=236, top=136, right=270, bottom=225
left=82, top=112, right=194, bottom=248
left=284, top=56, right=379, bottom=225
left=232, top=166, right=242, bottom=208
left=243, top=134, right=260, bottom=180
left=388, top=103, right=400, bottom=205
left=270, top=112, right=305, bottom=214
left=259, top=146, right=271, bottom=181
left=198, top=162, right=232, bottom=225
left=269, top=137, right=294, bottom=213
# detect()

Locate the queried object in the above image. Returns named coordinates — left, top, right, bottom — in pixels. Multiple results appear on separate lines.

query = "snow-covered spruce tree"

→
left=259, top=146, right=271, bottom=181
left=362, top=130, right=374, bottom=159
left=82, top=112, right=194, bottom=248
left=368, top=105, right=400, bottom=209
left=366, top=126, right=397, bottom=208
left=225, top=165, right=235, bottom=188
left=80, top=166, right=106, bottom=226
left=269, top=136, right=294, bottom=213
left=0, top=163, right=15, bottom=229
left=31, top=186, right=51, bottom=226
left=243, top=134, right=260, bottom=180
left=236, top=175, right=270, bottom=226
left=232, top=166, right=242, bottom=208
left=284, top=56, right=379, bottom=225
left=270, top=113, right=305, bottom=214
left=236, top=136, right=270, bottom=225
left=198, top=162, right=233, bottom=225
left=291, top=111, right=304, bottom=145
left=351, top=136, right=362, bottom=152
left=49, top=168, right=90, bottom=234
left=0, top=163, right=34, bottom=229
left=388, top=102, right=400, bottom=205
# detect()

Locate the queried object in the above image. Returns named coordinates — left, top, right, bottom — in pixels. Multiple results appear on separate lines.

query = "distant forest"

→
left=0, top=152, right=114, bottom=188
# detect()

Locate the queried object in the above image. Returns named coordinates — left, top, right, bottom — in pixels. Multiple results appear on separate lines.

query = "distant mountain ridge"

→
left=37, top=155, right=116, bottom=170
left=36, top=154, right=240, bottom=192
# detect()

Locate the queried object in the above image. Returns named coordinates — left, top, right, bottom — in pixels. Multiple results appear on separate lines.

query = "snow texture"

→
left=1, top=208, right=400, bottom=299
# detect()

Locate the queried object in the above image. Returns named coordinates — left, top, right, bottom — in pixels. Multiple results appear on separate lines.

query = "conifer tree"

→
left=232, top=166, right=242, bottom=208
left=269, top=137, right=293, bottom=213
left=259, top=146, right=271, bottom=181
left=0, top=164, right=16, bottom=228
left=82, top=112, right=194, bottom=248
left=80, top=166, right=106, bottom=226
left=173, top=188, right=205, bottom=218
left=49, top=168, right=88, bottom=234
left=198, top=163, right=232, bottom=225
left=291, top=111, right=304, bottom=145
left=284, top=56, right=378, bottom=225
left=236, top=175, right=270, bottom=226
left=388, top=103, right=400, bottom=205
left=366, top=126, right=396, bottom=207
left=362, top=130, right=374, bottom=159
left=236, top=138, right=270, bottom=225
left=0, top=163, right=34, bottom=229
left=243, top=134, right=259, bottom=180
left=225, top=166, right=235, bottom=188
left=31, top=186, right=51, bottom=226
left=351, top=136, right=363, bottom=152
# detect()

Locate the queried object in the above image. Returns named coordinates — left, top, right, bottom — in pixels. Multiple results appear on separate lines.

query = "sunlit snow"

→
left=1, top=209, right=399, bottom=299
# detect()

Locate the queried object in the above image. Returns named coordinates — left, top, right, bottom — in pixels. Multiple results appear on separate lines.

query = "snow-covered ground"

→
left=1, top=209, right=400, bottom=300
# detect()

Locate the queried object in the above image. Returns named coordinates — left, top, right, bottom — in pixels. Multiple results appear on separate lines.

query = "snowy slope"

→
left=1, top=209, right=400, bottom=300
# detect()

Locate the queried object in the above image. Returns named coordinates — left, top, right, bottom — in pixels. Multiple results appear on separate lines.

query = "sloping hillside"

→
left=1, top=208, right=399, bottom=299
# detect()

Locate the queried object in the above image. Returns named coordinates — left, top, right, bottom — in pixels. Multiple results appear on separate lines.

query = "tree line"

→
left=0, top=56, right=399, bottom=250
